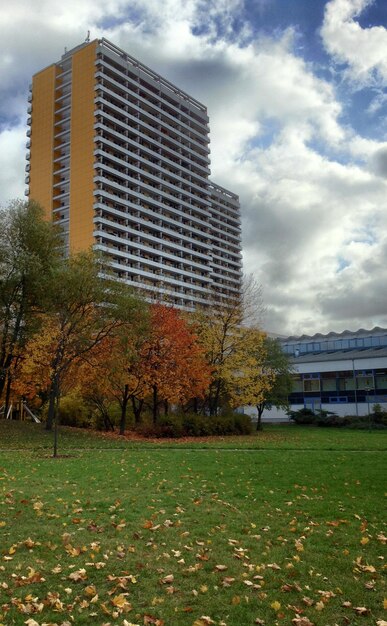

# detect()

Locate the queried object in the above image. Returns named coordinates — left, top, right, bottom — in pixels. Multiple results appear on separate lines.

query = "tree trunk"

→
left=119, top=384, right=129, bottom=435
left=0, top=282, right=26, bottom=399
left=256, top=404, right=265, bottom=431
left=4, top=372, right=12, bottom=420
left=103, top=410, right=115, bottom=432
left=152, top=384, right=158, bottom=424
left=53, top=396, right=59, bottom=457
left=131, top=397, right=144, bottom=425
left=164, top=399, right=168, bottom=416
left=53, top=378, right=60, bottom=457
left=210, top=379, right=222, bottom=416
left=46, top=381, right=57, bottom=431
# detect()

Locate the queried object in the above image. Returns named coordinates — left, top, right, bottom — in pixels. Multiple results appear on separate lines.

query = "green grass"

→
left=1, top=419, right=387, bottom=451
left=0, top=422, right=386, bottom=625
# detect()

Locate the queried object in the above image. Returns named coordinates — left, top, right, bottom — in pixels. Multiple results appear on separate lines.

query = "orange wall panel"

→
left=29, top=65, right=57, bottom=220
left=69, top=41, right=97, bottom=253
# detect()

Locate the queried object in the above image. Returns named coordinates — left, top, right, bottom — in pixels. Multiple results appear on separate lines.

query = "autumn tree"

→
left=254, top=337, right=294, bottom=430
left=21, top=251, right=144, bottom=453
left=78, top=310, right=150, bottom=434
left=0, top=200, right=61, bottom=410
left=192, top=276, right=264, bottom=415
left=227, top=327, right=275, bottom=429
left=142, top=304, right=211, bottom=423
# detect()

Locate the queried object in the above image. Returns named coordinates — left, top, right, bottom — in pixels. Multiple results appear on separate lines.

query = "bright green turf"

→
left=0, top=422, right=386, bottom=625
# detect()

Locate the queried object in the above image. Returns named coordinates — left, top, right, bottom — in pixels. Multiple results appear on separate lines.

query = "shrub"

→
left=287, top=408, right=316, bottom=425
left=315, top=413, right=348, bottom=427
left=182, top=413, right=212, bottom=436
left=57, top=390, right=91, bottom=428
left=136, top=412, right=253, bottom=438
left=347, top=420, right=387, bottom=430
left=230, top=413, right=253, bottom=435
left=372, top=404, right=387, bottom=426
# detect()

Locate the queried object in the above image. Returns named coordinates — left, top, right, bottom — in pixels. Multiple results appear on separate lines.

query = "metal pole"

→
left=365, top=386, right=371, bottom=432
left=352, top=359, right=358, bottom=416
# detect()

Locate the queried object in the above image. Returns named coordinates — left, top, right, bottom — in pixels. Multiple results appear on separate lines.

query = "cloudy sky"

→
left=1, top=0, right=387, bottom=336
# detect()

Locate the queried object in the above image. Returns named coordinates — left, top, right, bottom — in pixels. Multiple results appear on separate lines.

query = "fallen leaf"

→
left=68, top=568, right=87, bottom=581
left=353, top=606, right=370, bottom=615
left=160, top=574, right=174, bottom=584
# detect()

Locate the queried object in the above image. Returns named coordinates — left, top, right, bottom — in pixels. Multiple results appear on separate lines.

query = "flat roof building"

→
left=282, top=327, right=387, bottom=415
left=241, top=327, right=387, bottom=423
left=26, top=38, right=242, bottom=308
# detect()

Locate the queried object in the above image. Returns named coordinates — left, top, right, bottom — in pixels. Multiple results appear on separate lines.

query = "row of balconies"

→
left=95, top=88, right=209, bottom=150
left=210, top=220, right=241, bottom=239
left=96, top=157, right=211, bottom=209
left=96, top=55, right=209, bottom=129
left=93, top=201, right=213, bottom=254
left=98, top=202, right=211, bottom=248
left=94, top=219, right=212, bottom=272
left=95, top=129, right=210, bottom=182
left=94, top=100, right=210, bottom=171
left=104, top=271, right=211, bottom=309
left=94, top=168, right=210, bottom=223
left=95, top=116, right=210, bottom=172
left=94, top=141, right=210, bottom=193
left=96, top=86, right=209, bottom=148
left=94, top=241, right=211, bottom=291
left=99, top=53, right=208, bottom=124
left=95, top=176, right=212, bottom=234
left=98, top=47, right=209, bottom=123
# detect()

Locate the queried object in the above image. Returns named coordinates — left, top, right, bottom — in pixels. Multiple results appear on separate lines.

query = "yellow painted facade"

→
left=69, top=41, right=97, bottom=253
left=29, top=65, right=57, bottom=220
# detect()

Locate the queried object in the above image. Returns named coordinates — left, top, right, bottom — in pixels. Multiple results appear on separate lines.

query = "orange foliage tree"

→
left=78, top=319, right=150, bottom=434
left=142, top=304, right=211, bottom=423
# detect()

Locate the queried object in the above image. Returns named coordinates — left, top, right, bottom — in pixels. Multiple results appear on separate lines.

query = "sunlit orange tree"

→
left=79, top=303, right=211, bottom=430
left=142, top=303, right=211, bottom=423
left=78, top=312, right=150, bottom=434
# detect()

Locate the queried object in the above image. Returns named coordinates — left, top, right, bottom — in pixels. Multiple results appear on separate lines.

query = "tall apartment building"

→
left=26, top=38, right=242, bottom=308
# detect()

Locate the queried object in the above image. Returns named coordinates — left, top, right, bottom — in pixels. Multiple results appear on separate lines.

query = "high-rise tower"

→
left=26, top=38, right=242, bottom=308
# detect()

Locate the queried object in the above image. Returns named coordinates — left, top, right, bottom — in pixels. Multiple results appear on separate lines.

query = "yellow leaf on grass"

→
left=360, top=536, right=369, bottom=545
left=271, top=601, right=281, bottom=611
left=111, top=593, right=132, bottom=610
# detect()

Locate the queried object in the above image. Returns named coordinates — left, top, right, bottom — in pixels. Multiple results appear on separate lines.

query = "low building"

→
left=244, top=327, right=387, bottom=423
left=283, top=327, right=387, bottom=416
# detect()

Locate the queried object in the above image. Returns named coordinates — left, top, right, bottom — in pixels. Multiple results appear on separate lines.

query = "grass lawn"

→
left=0, top=422, right=386, bottom=626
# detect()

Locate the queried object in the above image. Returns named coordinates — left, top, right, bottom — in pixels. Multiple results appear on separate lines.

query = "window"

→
left=303, top=379, right=320, bottom=393
left=375, top=374, right=387, bottom=390
left=356, top=376, right=374, bottom=391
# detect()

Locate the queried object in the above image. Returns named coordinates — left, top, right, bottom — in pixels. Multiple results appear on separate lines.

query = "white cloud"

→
left=0, top=124, right=26, bottom=205
left=321, top=0, right=387, bottom=86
